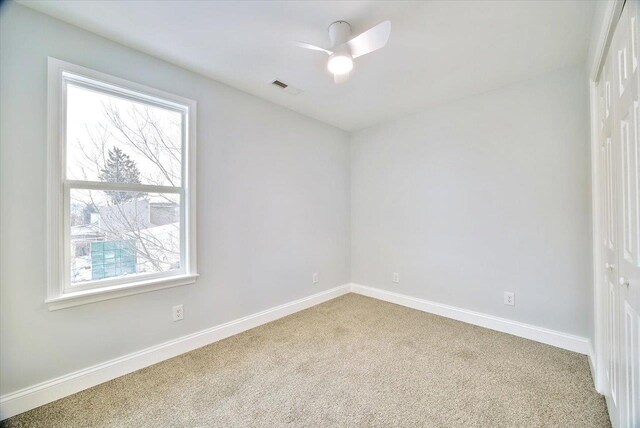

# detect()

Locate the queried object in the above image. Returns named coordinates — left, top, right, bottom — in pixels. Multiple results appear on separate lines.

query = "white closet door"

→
left=602, top=26, right=622, bottom=425
left=613, top=2, right=640, bottom=427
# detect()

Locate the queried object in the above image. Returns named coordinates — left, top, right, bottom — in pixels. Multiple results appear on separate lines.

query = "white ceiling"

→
left=20, top=0, right=596, bottom=132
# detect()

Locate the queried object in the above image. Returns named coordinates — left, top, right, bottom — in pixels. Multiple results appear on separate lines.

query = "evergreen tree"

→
left=99, top=147, right=143, bottom=204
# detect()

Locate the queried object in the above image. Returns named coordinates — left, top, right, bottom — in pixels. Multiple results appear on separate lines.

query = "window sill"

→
left=45, top=273, right=199, bottom=311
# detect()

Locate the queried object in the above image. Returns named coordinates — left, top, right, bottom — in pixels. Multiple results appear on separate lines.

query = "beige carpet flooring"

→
left=2, top=293, right=610, bottom=427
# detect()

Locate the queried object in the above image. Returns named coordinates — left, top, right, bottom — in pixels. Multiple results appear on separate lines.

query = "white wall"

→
left=350, top=65, right=592, bottom=337
left=1, top=0, right=595, bottom=403
left=0, top=3, right=350, bottom=395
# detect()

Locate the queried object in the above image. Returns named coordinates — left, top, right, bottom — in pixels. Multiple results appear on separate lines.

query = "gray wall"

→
left=0, top=3, right=350, bottom=395
left=350, top=65, right=592, bottom=337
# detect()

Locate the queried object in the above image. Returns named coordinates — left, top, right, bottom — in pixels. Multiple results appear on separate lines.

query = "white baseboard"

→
left=350, top=283, right=590, bottom=355
left=0, top=283, right=594, bottom=420
left=0, top=284, right=351, bottom=420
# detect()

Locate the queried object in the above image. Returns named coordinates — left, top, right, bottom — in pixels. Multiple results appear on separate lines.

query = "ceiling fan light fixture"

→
left=327, top=53, right=353, bottom=75
left=296, top=20, right=390, bottom=82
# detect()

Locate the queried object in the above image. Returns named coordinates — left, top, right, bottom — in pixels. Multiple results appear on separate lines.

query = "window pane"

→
left=70, top=189, right=181, bottom=285
left=66, top=83, right=183, bottom=187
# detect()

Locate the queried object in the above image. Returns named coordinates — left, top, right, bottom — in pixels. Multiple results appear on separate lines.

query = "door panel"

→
left=599, top=3, right=640, bottom=427
left=602, top=26, right=621, bottom=426
left=610, top=278, right=619, bottom=407
left=623, top=302, right=639, bottom=427
left=614, top=3, right=640, bottom=427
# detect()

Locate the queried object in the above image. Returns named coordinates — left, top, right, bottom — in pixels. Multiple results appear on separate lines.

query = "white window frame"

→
left=46, top=58, right=198, bottom=310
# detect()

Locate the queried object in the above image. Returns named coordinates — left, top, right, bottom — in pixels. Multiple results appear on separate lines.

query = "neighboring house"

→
left=70, top=223, right=105, bottom=257
left=97, top=197, right=179, bottom=236
left=70, top=223, right=105, bottom=282
left=71, top=197, right=180, bottom=282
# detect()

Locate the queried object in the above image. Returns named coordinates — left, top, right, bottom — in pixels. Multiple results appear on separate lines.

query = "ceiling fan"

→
left=295, top=20, right=391, bottom=83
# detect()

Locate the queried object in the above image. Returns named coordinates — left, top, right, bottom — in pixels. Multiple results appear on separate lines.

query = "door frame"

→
left=589, top=0, right=626, bottom=395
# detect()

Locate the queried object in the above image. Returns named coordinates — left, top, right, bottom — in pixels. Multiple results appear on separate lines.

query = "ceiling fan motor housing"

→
left=328, top=21, right=352, bottom=47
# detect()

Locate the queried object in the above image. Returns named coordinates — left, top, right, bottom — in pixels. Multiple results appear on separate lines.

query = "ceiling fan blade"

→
left=294, top=41, right=333, bottom=55
left=346, top=20, right=391, bottom=59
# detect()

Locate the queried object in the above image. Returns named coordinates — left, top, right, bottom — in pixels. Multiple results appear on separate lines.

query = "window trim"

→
left=46, top=57, right=198, bottom=310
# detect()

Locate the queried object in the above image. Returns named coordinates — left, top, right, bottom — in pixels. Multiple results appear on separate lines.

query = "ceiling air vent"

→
left=270, top=79, right=303, bottom=95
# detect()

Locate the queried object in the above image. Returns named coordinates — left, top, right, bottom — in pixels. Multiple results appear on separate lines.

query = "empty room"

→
left=0, top=0, right=638, bottom=426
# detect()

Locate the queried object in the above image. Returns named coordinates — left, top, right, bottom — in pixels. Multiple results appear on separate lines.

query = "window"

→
left=46, top=58, right=197, bottom=310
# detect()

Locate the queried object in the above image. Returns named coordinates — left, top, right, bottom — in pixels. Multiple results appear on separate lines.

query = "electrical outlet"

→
left=173, top=304, right=184, bottom=321
left=392, top=272, right=400, bottom=283
left=504, top=292, right=515, bottom=306
left=312, top=273, right=319, bottom=284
